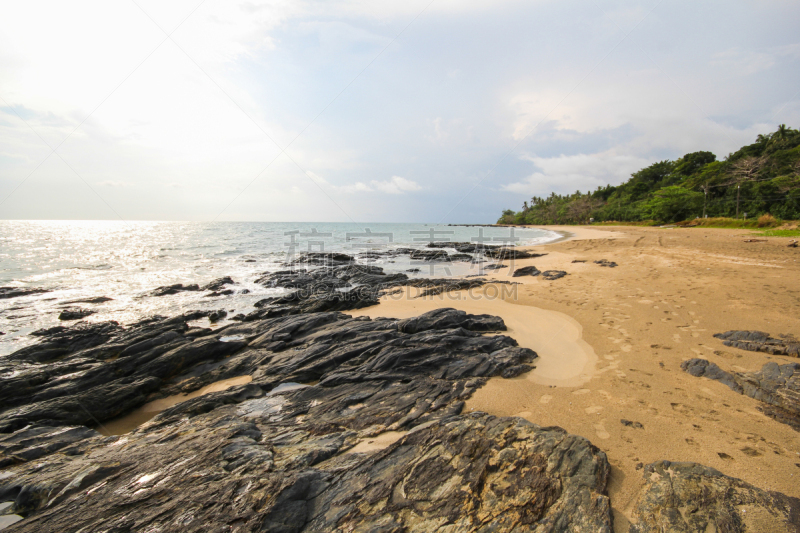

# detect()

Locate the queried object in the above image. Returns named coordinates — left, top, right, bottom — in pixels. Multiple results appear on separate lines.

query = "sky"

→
left=1, top=0, right=799, bottom=223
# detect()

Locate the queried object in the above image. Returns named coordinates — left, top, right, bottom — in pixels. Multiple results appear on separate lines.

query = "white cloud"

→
left=501, top=152, right=652, bottom=195
left=369, top=176, right=422, bottom=194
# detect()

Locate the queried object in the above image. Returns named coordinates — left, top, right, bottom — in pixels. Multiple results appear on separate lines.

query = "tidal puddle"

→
left=97, top=375, right=253, bottom=436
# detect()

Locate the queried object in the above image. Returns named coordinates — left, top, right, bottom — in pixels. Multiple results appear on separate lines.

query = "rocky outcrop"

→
left=146, top=283, right=201, bottom=297
left=714, top=330, right=800, bottom=357
left=57, top=308, right=95, bottom=321
left=202, top=276, right=235, bottom=291
left=0, top=306, right=617, bottom=532
left=0, top=287, right=50, bottom=300
left=512, top=266, right=541, bottom=277
left=484, top=248, right=546, bottom=260
left=629, top=460, right=800, bottom=532
left=541, top=270, right=568, bottom=280
left=594, top=259, right=617, bottom=268
left=58, top=296, right=113, bottom=305
left=681, top=358, right=800, bottom=431
left=290, top=252, right=355, bottom=266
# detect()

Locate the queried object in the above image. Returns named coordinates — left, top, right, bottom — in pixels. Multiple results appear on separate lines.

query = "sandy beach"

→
left=348, top=225, right=800, bottom=532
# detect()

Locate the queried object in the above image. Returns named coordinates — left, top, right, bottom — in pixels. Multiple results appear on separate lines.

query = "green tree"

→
left=644, top=186, right=703, bottom=222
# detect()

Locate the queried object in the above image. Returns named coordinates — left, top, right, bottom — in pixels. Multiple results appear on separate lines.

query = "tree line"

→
left=498, top=125, right=800, bottom=225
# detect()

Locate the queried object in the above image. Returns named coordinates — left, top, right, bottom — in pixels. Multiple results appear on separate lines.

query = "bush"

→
left=757, top=213, right=778, bottom=227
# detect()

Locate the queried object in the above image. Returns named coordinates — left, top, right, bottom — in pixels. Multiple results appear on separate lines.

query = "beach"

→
left=3, top=224, right=800, bottom=532
left=349, top=225, right=800, bottom=531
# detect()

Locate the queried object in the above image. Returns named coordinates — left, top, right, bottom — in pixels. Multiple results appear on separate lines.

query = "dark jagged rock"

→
left=0, top=305, right=617, bottom=532
left=57, top=308, right=95, bottom=321
left=594, top=259, right=618, bottom=268
left=629, top=460, right=800, bottom=532
left=483, top=263, right=507, bottom=270
left=248, top=288, right=379, bottom=320
left=208, top=310, right=228, bottom=322
left=714, top=330, right=800, bottom=357
left=0, top=315, right=246, bottom=432
left=397, top=308, right=506, bottom=334
left=58, top=296, right=113, bottom=305
left=409, top=249, right=450, bottom=261
left=406, top=268, right=420, bottom=273
left=512, top=265, right=541, bottom=277
left=484, top=248, right=546, bottom=260
left=0, top=425, right=101, bottom=468
left=146, top=283, right=201, bottom=297
left=201, top=276, right=235, bottom=292
left=542, top=270, right=568, bottom=280
left=290, top=252, right=355, bottom=266
left=682, top=358, right=800, bottom=431
left=0, top=287, right=50, bottom=300
left=621, top=419, right=643, bottom=429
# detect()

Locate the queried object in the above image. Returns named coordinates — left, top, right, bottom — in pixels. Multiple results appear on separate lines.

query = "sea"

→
left=0, top=221, right=559, bottom=355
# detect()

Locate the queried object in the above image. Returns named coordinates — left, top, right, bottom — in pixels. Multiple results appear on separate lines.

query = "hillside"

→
left=498, top=125, right=800, bottom=225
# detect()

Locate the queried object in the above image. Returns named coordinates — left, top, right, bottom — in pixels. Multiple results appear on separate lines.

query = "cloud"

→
left=369, top=176, right=422, bottom=194
left=0, top=1, right=798, bottom=222
left=96, top=180, right=128, bottom=188
left=501, top=152, right=652, bottom=196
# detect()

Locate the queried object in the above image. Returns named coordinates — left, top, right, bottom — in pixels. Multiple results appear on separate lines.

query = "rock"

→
left=409, top=249, right=450, bottom=262
left=542, top=270, right=568, bottom=280
left=0, top=315, right=247, bottom=432
left=397, top=308, right=506, bottom=334
left=0, top=287, right=50, bottom=300
left=629, top=460, right=800, bottom=532
left=0, top=304, right=615, bottom=532
left=146, top=284, right=201, bottom=297
left=57, top=309, right=96, bottom=321
left=512, top=266, right=541, bottom=277
left=483, top=263, right=507, bottom=270
left=208, top=310, right=227, bottom=323
left=201, top=276, right=235, bottom=291
left=0, top=425, right=101, bottom=468
left=405, top=268, right=420, bottom=273
left=594, top=259, right=617, bottom=267
left=289, top=252, right=355, bottom=266
left=58, top=297, right=113, bottom=305
left=484, top=248, right=546, bottom=260
left=714, top=330, right=800, bottom=357
left=621, top=419, right=643, bottom=429
left=681, top=358, right=800, bottom=431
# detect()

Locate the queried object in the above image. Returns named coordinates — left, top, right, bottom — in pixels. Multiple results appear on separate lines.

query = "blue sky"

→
left=1, top=0, right=799, bottom=222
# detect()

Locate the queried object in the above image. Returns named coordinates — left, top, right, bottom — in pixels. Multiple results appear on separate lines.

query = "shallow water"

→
left=0, top=221, right=558, bottom=355
left=97, top=375, right=254, bottom=436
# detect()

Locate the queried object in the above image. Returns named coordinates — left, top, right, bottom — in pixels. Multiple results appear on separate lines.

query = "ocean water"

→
left=0, top=221, right=558, bottom=355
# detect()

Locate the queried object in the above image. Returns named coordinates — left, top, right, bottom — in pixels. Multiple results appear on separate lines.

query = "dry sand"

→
left=349, top=225, right=800, bottom=531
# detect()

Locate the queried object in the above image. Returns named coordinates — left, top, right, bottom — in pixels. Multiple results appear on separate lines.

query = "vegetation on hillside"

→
left=498, top=125, right=800, bottom=225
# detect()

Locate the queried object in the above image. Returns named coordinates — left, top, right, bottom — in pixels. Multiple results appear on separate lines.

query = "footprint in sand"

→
left=585, top=405, right=603, bottom=414
left=572, top=389, right=591, bottom=395
left=621, top=344, right=632, bottom=352
left=539, top=395, right=553, bottom=404
left=593, top=422, right=610, bottom=439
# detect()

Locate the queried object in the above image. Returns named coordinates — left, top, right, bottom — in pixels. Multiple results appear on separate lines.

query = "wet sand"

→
left=98, top=375, right=253, bottom=435
left=352, top=225, right=800, bottom=531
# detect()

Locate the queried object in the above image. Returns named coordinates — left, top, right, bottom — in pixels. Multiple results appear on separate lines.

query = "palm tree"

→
left=776, top=124, right=788, bottom=140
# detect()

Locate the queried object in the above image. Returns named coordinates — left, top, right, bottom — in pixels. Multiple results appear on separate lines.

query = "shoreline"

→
left=351, top=224, right=800, bottom=530
left=2, top=224, right=799, bottom=530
